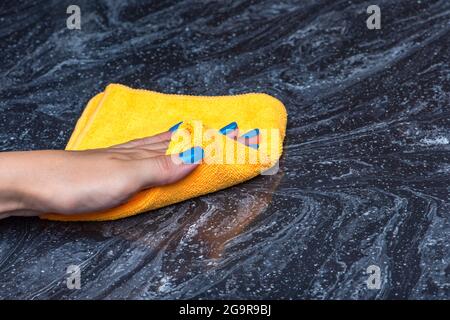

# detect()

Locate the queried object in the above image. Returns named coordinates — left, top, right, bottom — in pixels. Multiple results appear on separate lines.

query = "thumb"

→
left=134, top=147, right=204, bottom=188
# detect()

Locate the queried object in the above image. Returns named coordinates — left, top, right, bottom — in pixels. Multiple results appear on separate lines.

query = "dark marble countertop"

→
left=0, top=0, right=449, bottom=299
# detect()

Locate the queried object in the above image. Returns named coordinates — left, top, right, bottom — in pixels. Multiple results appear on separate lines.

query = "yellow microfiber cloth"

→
left=41, top=84, right=287, bottom=221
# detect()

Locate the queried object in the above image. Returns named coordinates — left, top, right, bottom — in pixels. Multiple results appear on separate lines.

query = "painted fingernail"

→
left=219, top=121, right=238, bottom=135
left=238, top=128, right=259, bottom=148
left=179, top=146, right=204, bottom=164
left=169, top=121, right=183, bottom=132
left=240, top=128, right=259, bottom=139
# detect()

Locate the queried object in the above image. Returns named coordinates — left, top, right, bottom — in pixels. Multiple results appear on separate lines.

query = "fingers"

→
left=116, top=148, right=168, bottom=159
left=219, top=121, right=238, bottom=140
left=110, top=121, right=260, bottom=165
left=139, top=141, right=171, bottom=151
left=120, top=140, right=171, bottom=155
left=108, top=131, right=173, bottom=159
left=112, top=131, right=172, bottom=149
left=237, top=128, right=260, bottom=149
left=220, top=123, right=260, bottom=149
left=133, top=148, right=203, bottom=188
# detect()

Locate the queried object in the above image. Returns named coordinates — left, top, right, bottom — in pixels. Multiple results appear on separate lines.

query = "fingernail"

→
left=238, top=128, right=259, bottom=148
left=219, top=121, right=238, bottom=135
left=179, top=146, right=204, bottom=164
left=169, top=121, right=183, bottom=132
left=240, top=128, right=259, bottom=139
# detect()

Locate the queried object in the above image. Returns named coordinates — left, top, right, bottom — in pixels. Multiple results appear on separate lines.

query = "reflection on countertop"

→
left=0, top=0, right=449, bottom=299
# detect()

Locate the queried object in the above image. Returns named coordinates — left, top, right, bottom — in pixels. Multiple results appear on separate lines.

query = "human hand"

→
left=0, top=131, right=201, bottom=219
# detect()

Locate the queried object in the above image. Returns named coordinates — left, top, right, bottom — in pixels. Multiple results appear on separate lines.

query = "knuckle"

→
left=157, top=156, right=174, bottom=173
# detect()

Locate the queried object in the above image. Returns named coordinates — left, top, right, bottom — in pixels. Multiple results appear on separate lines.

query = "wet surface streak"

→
left=0, top=0, right=449, bottom=299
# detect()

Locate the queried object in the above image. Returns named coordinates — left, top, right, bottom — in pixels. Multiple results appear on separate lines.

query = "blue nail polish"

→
left=169, top=121, right=183, bottom=132
left=219, top=121, right=238, bottom=135
left=179, top=146, right=204, bottom=164
left=240, top=128, right=260, bottom=139
left=248, top=144, right=259, bottom=150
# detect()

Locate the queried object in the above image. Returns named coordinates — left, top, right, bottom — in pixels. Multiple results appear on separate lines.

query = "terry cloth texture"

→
left=41, top=84, right=287, bottom=221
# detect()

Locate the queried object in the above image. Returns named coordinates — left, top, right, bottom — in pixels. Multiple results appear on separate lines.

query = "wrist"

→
left=0, top=185, right=28, bottom=214
left=0, top=152, right=33, bottom=214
